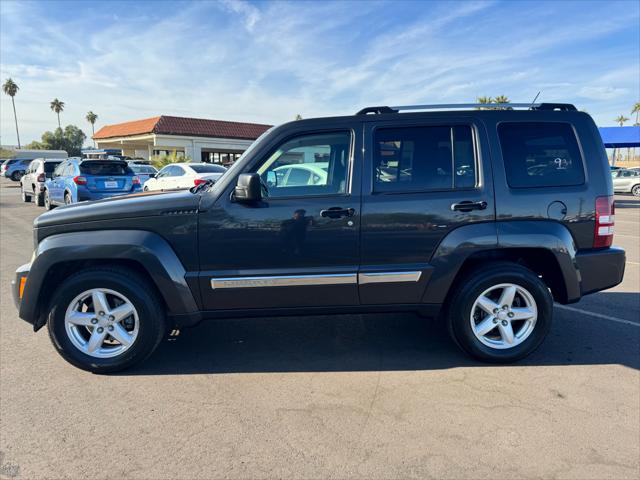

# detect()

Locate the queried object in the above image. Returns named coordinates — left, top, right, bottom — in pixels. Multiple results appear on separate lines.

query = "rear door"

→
left=360, top=117, right=495, bottom=304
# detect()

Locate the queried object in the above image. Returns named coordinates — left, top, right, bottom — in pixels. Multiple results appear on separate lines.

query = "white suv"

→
left=20, top=158, right=65, bottom=206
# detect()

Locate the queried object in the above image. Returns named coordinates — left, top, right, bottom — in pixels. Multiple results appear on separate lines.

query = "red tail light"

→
left=73, top=176, right=87, bottom=185
left=37, top=173, right=46, bottom=182
left=193, top=178, right=208, bottom=187
left=594, top=195, right=614, bottom=248
left=132, top=176, right=140, bottom=185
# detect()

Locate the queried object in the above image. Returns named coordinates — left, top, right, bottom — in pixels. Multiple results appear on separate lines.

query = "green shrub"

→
left=150, top=152, right=190, bottom=169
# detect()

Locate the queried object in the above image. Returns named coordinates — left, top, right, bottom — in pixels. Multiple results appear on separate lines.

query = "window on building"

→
left=373, top=125, right=477, bottom=192
left=202, top=151, right=243, bottom=166
left=498, top=122, right=585, bottom=188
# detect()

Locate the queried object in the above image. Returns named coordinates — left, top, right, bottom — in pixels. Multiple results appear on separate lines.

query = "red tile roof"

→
left=93, top=115, right=272, bottom=141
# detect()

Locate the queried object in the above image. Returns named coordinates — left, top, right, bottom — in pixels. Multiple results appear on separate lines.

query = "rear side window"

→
left=190, top=164, right=226, bottom=173
left=498, top=122, right=585, bottom=188
left=80, top=162, right=131, bottom=175
left=44, top=162, right=61, bottom=173
left=373, top=125, right=477, bottom=192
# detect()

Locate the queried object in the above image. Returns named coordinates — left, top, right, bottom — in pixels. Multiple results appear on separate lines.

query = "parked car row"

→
left=611, top=167, right=640, bottom=196
left=7, top=156, right=232, bottom=209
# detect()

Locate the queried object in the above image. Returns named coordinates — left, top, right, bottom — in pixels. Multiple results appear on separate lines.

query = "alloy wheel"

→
left=632, top=185, right=640, bottom=197
left=469, top=283, right=538, bottom=349
left=64, top=288, right=140, bottom=358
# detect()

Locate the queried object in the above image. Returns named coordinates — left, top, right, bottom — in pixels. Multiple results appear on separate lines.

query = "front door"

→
left=359, top=118, right=495, bottom=304
left=198, top=123, right=362, bottom=311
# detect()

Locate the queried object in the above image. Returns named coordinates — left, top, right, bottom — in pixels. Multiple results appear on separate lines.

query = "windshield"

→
left=80, top=161, right=132, bottom=175
left=190, top=164, right=227, bottom=173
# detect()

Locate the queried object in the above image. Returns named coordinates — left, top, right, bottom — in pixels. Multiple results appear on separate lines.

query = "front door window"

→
left=254, top=132, right=351, bottom=197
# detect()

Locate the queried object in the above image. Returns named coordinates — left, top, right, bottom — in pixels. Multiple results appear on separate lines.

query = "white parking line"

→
left=555, top=304, right=639, bottom=327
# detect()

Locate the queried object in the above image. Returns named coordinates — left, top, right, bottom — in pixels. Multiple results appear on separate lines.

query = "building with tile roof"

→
left=93, top=115, right=272, bottom=165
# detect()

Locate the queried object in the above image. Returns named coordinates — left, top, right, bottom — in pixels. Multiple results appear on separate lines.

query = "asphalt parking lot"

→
left=0, top=178, right=638, bottom=479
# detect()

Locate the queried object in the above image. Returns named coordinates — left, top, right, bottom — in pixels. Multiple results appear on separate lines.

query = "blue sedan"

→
left=44, top=158, right=142, bottom=209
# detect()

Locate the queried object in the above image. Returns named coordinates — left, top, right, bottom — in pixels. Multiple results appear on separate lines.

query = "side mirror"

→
left=234, top=173, right=262, bottom=203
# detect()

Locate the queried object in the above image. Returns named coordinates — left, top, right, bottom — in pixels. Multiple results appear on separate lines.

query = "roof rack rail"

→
left=356, top=102, right=577, bottom=115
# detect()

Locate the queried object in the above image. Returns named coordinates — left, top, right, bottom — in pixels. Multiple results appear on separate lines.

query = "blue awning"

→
left=599, top=126, right=640, bottom=148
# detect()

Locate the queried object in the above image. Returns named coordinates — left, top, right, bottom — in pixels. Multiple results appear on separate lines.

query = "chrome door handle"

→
left=320, top=207, right=355, bottom=219
left=451, top=201, right=487, bottom=212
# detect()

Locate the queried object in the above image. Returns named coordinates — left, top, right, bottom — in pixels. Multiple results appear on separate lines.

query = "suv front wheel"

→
left=447, top=263, right=553, bottom=363
left=47, top=268, right=166, bottom=373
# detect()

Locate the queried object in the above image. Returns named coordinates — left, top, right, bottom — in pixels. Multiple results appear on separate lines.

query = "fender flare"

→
left=421, top=220, right=581, bottom=304
left=19, top=230, right=199, bottom=327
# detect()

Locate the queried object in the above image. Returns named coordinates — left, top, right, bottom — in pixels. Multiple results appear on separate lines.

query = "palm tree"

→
left=632, top=102, right=640, bottom=125
left=86, top=111, right=98, bottom=146
left=50, top=98, right=65, bottom=128
left=494, top=95, right=512, bottom=110
left=476, top=96, right=493, bottom=110
left=615, top=115, right=629, bottom=126
left=2, top=78, right=21, bottom=148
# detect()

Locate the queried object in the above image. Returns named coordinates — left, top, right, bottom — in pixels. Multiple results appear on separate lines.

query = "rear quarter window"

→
left=498, top=122, right=585, bottom=188
left=44, top=162, right=61, bottom=173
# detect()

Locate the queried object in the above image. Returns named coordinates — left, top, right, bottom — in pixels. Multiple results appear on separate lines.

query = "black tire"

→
left=44, top=190, right=55, bottom=210
left=35, top=191, right=45, bottom=206
left=632, top=184, right=640, bottom=197
left=447, top=263, right=553, bottom=363
left=143, top=186, right=149, bottom=191
left=21, top=188, right=31, bottom=202
left=11, top=171, right=22, bottom=181
left=47, top=268, right=166, bottom=373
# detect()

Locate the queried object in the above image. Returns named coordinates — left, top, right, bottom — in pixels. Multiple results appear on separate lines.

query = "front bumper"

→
left=576, top=247, right=626, bottom=296
left=11, top=263, right=31, bottom=312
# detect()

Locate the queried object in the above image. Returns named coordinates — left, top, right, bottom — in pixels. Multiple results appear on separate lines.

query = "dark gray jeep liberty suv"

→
left=12, top=103, right=625, bottom=372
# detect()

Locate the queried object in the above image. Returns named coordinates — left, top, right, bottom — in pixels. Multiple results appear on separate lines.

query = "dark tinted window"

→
left=190, top=164, right=227, bottom=173
left=373, top=125, right=476, bottom=192
left=498, top=122, right=584, bottom=188
left=44, top=162, right=61, bottom=173
left=80, top=161, right=131, bottom=175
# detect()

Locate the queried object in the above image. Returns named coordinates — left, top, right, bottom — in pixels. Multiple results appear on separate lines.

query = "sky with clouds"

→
left=1, top=0, right=639, bottom=146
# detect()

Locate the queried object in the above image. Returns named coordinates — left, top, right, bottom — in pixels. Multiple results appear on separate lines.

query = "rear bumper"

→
left=576, top=247, right=625, bottom=296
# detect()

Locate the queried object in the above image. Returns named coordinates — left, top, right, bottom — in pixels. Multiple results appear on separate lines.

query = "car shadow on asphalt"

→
left=120, top=291, right=640, bottom=376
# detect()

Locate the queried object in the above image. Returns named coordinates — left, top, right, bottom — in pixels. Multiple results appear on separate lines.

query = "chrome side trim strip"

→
left=358, top=271, right=422, bottom=285
left=211, top=273, right=357, bottom=289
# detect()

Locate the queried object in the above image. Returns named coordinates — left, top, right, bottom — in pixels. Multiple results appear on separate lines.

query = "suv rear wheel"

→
left=447, top=263, right=552, bottom=363
left=21, top=188, right=31, bottom=203
left=44, top=190, right=54, bottom=210
left=35, top=187, right=45, bottom=206
left=47, top=268, right=166, bottom=373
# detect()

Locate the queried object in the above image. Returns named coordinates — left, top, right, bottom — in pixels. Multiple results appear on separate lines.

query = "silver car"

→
left=611, top=168, right=640, bottom=197
left=20, top=158, right=64, bottom=206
